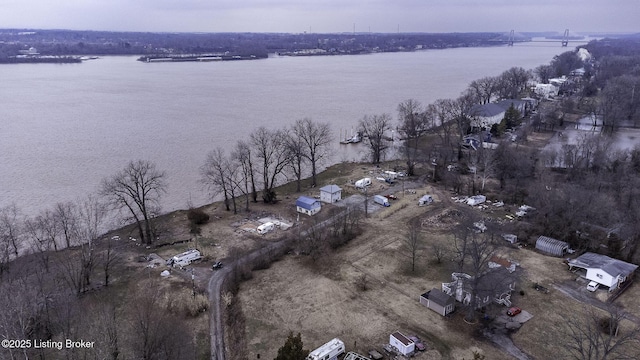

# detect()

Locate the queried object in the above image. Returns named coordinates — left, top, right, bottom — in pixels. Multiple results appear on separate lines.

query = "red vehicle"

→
left=386, top=194, right=398, bottom=200
left=507, top=307, right=521, bottom=316
left=408, top=336, right=426, bottom=351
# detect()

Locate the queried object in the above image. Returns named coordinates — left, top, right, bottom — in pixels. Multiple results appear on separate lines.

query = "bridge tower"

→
left=508, top=30, right=514, bottom=46
left=562, top=29, right=569, bottom=47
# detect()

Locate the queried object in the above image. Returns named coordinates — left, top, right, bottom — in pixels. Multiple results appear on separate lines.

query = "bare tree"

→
left=0, top=204, right=24, bottom=258
left=24, top=212, right=58, bottom=270
left=292, top=118, right=333, bottom=187
left=250, top=127, right=290, bottom=203
left=77, top=194, right=108, bottom=245
left=452, top=214, right=500, bottom=323
left=402, top=220, right=424, bottom=272
left=284, top=130, right=307, bottom=192
left=233, top=140, right=258, bottom=209
left=359, top=113, right=393, bottom=164
left=201, top=147, right=236, bottom=212
left=299, top=220, right=326, bottom=262
left=88, top=300, right=121, bottom=360
left=54, top=201, right=79, bottom=248
left=563, top=304, right=640, bottom=360
left=100, top=160, right=167, bottom=245
left=477, top=147, right=498, bottom=192
left=397, top=99, right=428, bottom=176
left=128, top=281, right=194, bottom=360
left=431, top=243, right=447, bottom=264
left=101, top=236, right=122, bottom=287
left=495, top=67, right=531, bottom=100
left=466, top=76, right=498, bottom=104
left=535, top=64, right=554, bottom=84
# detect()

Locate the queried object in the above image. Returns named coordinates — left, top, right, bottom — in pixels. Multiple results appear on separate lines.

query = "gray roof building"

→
left=535, top=235, right=569, bottom=257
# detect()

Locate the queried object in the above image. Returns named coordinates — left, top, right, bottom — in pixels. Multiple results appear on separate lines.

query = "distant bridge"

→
left=490, top=29, right=586, bottom=47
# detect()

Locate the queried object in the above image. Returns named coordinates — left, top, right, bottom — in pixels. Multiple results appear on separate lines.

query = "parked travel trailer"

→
left=355, top=178, right=372, bottom=189
left=373, top=195, right=390, bottom=207
left=167, top=249, right=201, bottom=267
left=418, top=195, right=433, bottom=206
left=257, top=222, right=275, bottom=235
left=384, top=171, right=399, bottom=179
left=306, top=338, right=345, bottom=360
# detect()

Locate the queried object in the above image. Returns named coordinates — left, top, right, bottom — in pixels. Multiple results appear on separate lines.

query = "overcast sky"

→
left=0, top=0, right=638, bottom=34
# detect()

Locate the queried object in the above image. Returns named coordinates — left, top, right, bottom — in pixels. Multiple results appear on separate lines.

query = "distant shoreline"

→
left=0, top=56, right=82, bottom=64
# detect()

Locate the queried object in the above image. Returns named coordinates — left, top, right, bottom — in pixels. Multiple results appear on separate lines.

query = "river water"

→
left=0, top=41, right=581, bottom=215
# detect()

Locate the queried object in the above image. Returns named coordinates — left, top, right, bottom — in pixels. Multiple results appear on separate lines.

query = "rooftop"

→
left=569, top=252, right=638, bottom=278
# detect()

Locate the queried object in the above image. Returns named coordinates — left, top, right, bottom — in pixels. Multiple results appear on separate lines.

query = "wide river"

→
left=0, top=41, right=583, bottom=216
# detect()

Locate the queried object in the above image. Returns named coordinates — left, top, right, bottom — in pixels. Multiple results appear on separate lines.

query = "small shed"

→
left=296, top=196, right=321, bottom=216
left=420, top=288, right=455, bottom=316
left=502, top=234, right=518, bottom=244
left=389, top=332, right=414, bottom=356
left=319, top=184, right=342, bottom=203
left=418, top=195, right=433, bottom=206
left=535, top=235, right=569, bottom=257
left=466, top=195, right=486, bottom=206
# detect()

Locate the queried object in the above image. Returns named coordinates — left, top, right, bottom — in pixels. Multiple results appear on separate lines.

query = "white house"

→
left=319, top=184, right=342, bottom=203
left=568, top=252, right=638, bottom=292
left=470, top=103, right=506, bottom=129
left=534, top=83, right=559, bottom=99
left=389, top=332, right=414, bottom=356
left=296, top=196, right=321, bottom=216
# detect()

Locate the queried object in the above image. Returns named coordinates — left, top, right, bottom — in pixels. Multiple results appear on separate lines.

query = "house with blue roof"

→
left=296, top=196, right=321, bottom=216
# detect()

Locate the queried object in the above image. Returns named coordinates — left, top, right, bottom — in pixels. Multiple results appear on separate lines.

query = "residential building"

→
left=568, top=252, right=638, bottom=292
left=319, top=184, right=342, bottom=203
left=441, top=267, right=517, bottom=308
left=389, top=332, right=415, bottom=356
left=296, top=196, right=321, bottom=216
left=420, top=288, right=455, bottom=316
left=470, top=103, right=506, bottom=129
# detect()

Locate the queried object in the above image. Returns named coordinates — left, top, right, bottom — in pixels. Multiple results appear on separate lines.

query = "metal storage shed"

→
left=535, top=236, right=568, bottom=257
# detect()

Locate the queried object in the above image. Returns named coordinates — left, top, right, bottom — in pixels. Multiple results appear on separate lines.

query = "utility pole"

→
left=364, top=186, right=369, bottom=218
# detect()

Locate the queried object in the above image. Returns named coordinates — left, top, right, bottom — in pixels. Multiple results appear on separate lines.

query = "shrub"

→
left=187, top=208, right=210, bottom=225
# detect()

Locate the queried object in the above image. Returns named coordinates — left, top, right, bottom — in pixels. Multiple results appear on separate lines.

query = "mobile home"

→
left=354, top=178, right=371, bottom=189
left=257, top=222, right=275, bottom=235
left=306, top=338, right=345, bottom=360
left=167, top=249, right=201, bottom=267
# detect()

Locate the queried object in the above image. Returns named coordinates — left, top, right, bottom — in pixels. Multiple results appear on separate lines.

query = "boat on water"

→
left=340, top=132, right=362, bottom=144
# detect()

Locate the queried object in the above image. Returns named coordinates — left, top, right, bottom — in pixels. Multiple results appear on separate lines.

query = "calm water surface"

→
left=0, top=42, right=580, bottom=215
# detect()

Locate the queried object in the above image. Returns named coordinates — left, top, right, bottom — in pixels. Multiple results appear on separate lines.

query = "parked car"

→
left=507, top=307, right=522, bottom=316
left=587, top=281, right=599, bottom=292
left=212, top=261, right=223, bottom=269
left=386, top=194, right=398, bottom=200
left=408, top=336, right=426, bottom=351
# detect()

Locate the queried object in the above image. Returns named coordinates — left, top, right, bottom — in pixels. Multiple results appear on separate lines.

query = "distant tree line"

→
left=0, top=29, right=504, bottom=59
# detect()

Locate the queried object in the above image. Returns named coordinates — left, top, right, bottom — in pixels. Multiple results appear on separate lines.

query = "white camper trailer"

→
left=168, top=249, right=201, bottom=267
left=306, top=338, right=345, bottom=360
left=418, top=195, right=433, bottom=206
left=354, top=178, right=371, bottom=189
left=373, top=195, right=390, bottom=207
left=257, top=222, right=275, bottom=235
